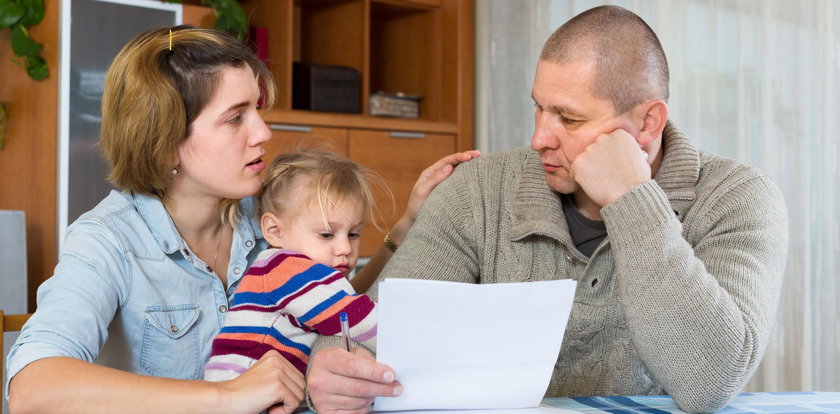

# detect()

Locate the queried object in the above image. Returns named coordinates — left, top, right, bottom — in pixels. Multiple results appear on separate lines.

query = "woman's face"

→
left=172, top=65, right=271, bottom=201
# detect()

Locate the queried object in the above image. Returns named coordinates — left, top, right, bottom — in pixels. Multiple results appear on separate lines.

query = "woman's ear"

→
left=634, top=99, right=668, bottom=146
left=261, top=212, right=284, bottom=248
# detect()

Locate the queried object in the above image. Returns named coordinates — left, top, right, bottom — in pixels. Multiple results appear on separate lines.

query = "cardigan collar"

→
left=509, top=121, right=700, bottom=245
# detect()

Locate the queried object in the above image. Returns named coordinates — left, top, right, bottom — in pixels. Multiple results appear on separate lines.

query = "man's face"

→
left=530, top=59, right=638, bottom=194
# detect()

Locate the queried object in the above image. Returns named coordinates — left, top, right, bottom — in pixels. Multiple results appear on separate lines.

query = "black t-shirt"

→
left=560, top=193, right=607, bottom=258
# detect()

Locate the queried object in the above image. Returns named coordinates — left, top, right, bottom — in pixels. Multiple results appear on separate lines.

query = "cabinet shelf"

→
left=264, top=109, right=457, bottom=134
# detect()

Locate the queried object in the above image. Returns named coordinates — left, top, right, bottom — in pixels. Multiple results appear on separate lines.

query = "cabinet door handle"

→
left=389, top=131, right=425, bottom=139
left=269, top=124, right=312, bottom=133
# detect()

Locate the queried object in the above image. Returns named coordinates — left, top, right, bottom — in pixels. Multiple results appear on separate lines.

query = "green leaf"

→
left=10, top=24, right=41, bottom=56
left=24, top=54, right=48, bottom=80
left=18, top=0, right=44, bottom=27
left=211, top=0, right=248, bottom=42
left=0, top=1, right=26, bottom=29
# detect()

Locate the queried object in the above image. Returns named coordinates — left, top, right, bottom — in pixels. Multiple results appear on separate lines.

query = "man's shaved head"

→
left=540, top=5, right=669, bottom=114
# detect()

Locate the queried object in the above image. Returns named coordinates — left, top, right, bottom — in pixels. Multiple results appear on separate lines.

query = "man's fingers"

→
left=310, top=371, right=402, bottom=399
left=323, top=349, right=394, bottom=384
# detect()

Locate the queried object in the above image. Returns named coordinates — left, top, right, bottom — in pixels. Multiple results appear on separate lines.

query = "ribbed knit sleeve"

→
left=601, top=167, right=788, bottom=413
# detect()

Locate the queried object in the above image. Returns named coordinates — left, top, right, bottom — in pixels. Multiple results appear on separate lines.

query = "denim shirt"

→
left=5, top=190, right=268, bottom=396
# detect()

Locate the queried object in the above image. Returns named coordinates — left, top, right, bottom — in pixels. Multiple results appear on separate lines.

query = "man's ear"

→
left=634, top=98, right=668, bottom=146
left=261, top=212, right=285, bottom=248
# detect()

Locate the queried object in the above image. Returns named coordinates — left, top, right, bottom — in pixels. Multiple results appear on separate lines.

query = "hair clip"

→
left=169, top=29, right=173, bottom=51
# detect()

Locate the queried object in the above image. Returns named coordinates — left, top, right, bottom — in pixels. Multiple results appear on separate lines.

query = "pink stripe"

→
left=248, top=250, right=310, bottom=276
left=353, top=324, right=377, bottom=343
left=250, top=250, right=288, bottom=269
left=204, top=361, right=248, bottom=374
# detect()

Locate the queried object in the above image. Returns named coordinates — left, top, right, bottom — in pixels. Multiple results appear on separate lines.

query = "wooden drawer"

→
left=348, top=129, right=456, bottom=256
left=264, top=124, right=348, bottom=161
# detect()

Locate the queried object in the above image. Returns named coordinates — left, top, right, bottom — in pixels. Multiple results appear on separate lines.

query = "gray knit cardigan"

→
left=369, top=122, right=788, bottom=413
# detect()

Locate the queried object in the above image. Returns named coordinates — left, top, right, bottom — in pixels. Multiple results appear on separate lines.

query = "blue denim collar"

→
left=128, top=192, right=263, bottom=256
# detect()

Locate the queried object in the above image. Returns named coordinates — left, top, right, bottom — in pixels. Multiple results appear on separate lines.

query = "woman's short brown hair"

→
left=100, top=25, right=275, bottom=197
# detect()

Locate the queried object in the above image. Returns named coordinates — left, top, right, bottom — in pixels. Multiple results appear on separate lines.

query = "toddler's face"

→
left=274, top=197, right=364, bottom=276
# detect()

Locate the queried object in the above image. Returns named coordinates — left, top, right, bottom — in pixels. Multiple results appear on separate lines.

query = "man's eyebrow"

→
left=531, top=95, right=585, bottom=118
left=548, top=104, right=584, bottom=118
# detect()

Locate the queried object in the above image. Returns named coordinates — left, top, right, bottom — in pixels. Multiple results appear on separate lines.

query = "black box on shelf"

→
left=293, top=62, right=361, bottom=113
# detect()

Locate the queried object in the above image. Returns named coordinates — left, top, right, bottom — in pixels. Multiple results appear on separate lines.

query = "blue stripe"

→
left=298, top=290, right=348, bottom=323
left=232, top=264, right=336, bottom=306
left=606, top=397, right=671, bottom=414
left=573, top=397, right=612, bottom=408
left=607, top=397, right=645, bottom=407
left=219, top=325, right=311, bottom=354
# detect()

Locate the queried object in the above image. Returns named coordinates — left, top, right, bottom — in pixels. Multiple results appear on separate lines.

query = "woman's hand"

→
left=220, top=350, right=306, bottom=414
left=307, top=347, right=402, bottom=414
left=392, top=150, right=481, bottom=243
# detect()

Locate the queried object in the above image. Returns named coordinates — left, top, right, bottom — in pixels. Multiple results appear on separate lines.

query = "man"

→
left=306, top=5, right=788, bottom=414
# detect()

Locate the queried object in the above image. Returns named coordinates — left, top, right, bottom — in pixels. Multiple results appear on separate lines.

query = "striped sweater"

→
left=204, top=248, right=377, bottom=381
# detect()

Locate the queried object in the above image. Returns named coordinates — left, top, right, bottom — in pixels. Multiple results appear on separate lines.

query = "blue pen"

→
left=339, top=312, right=351, bottom=352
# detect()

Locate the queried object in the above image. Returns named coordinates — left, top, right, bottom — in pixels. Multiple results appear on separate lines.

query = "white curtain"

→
left=476, top=0, right=840, bottom=392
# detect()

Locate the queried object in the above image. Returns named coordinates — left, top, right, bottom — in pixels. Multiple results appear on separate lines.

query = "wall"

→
left=0, top=0, right=59, bottom=311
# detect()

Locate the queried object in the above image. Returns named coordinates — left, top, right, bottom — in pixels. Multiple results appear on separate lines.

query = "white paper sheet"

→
left=374, top=404, right=582, bottom=414
left=374, top=279, right=577, bottom=412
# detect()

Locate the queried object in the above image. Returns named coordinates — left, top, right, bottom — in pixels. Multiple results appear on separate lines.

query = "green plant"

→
left=0, top=0, right=48, bottom=80
left=167, top=0, right=248, bottom=42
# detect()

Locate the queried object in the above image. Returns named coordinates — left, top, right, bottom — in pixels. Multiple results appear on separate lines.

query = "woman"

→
left=5, top=26, right=478, bottom=414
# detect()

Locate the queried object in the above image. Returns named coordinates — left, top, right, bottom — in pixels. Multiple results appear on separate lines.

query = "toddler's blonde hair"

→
left=258, top=150, right=391, bottom=232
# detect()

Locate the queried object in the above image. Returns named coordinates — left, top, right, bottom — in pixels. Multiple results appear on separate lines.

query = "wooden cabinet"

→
left=347, top=130, right=456, bottom=255
left=228, top=0, right=474, bottom=256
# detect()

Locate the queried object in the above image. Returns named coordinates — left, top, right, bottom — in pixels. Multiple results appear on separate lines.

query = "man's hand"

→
left=571, top=129, right=651, bottom=207
left=307, top=348, right=402, bottom=414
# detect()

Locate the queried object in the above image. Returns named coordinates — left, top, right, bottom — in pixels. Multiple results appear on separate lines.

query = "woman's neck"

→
left=163, top=193, right=231, bottom=286
left=164, top=194, right=224, bottom=238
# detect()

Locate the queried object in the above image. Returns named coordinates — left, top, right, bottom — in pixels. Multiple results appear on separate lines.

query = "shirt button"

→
left=219, top=305, right=228, bottom=313
left=183, top=250, right=190, bottom=257
left=566, top=255, right=574, bottom=263
left=234, top=267, right=241, bottom=274
left=170, top=325, right=178, bottom=333
left=205, top=265, right=213, bottom=272
left=245, top=240, right=254, bottom=247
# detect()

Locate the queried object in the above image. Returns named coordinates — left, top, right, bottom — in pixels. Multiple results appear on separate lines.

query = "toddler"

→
left=203, top=150, right=384, bottom=380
